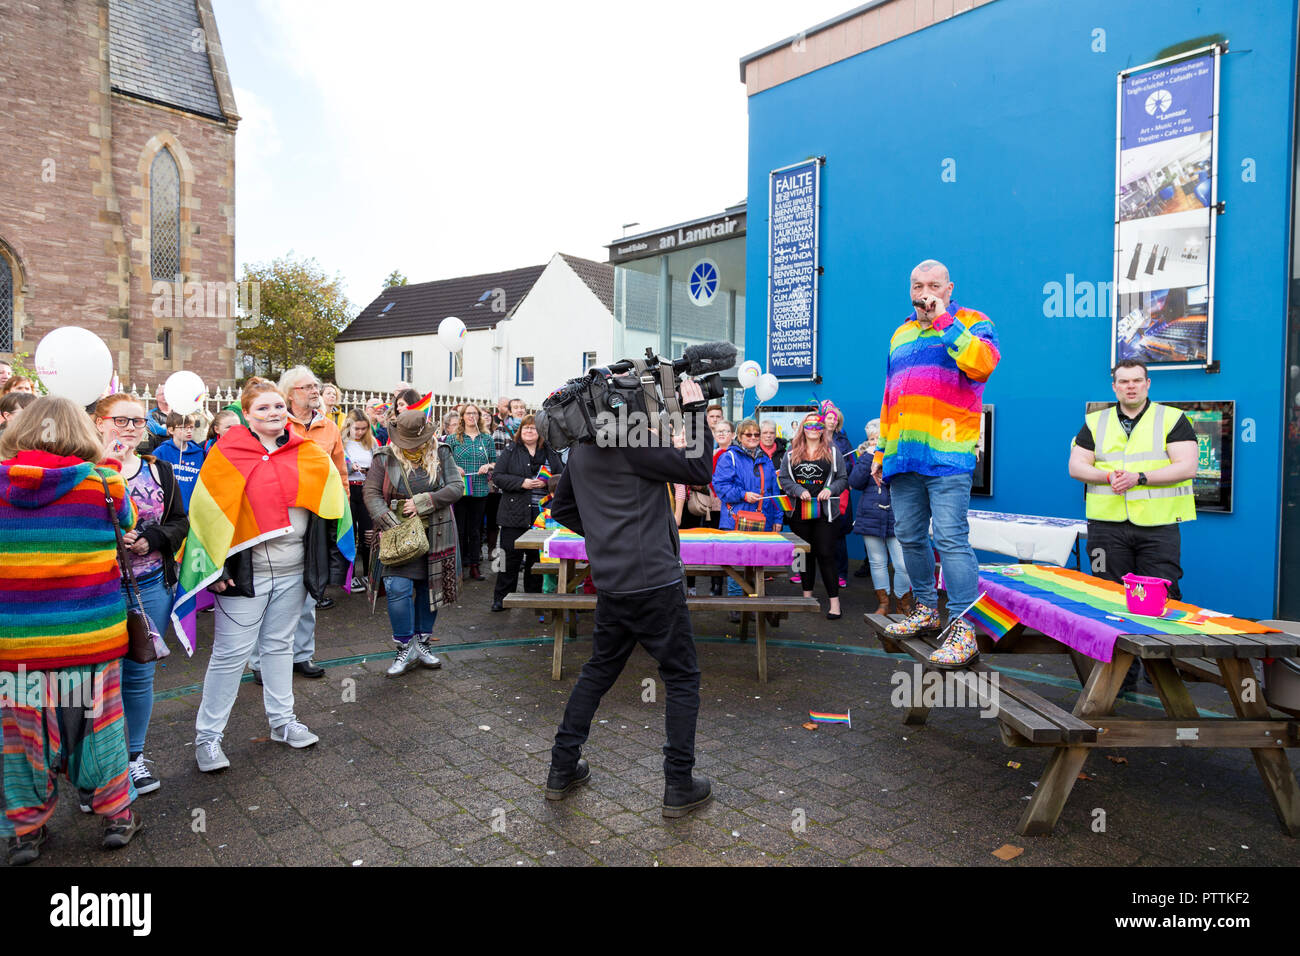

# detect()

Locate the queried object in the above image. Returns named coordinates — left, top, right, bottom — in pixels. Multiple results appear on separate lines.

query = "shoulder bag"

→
left=727, top=452, right=768, bottom=533
left=98, top=474, right=168, bottom=663
left=377, top=462, right=429, bottom=566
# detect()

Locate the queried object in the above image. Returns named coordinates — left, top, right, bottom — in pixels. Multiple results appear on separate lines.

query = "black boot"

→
left=545, top=758, right=591, bottom=801
left=662, top=775, right=712, bottom=818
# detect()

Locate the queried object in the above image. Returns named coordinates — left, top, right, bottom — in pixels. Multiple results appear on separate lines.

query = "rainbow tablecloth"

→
left=979, top=564, right=1277, bottom=662
left=542, top=528, right=799, bottom=567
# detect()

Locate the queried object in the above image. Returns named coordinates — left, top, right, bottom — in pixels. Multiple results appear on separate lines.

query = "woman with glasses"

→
left=444, top=402, right=495, bottom=581
left=344, top=409, right=377, bottom=585
left=777, top=412, right=850, bottom=619
left=91, top=393, right=190, bottom=796
left=712, top=419, right=783, bottom=623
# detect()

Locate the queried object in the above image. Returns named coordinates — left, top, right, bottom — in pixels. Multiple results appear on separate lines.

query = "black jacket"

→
left=550, top=407, right=713, bottom=595
left=132, top=457, right=190, bottom=588
left=492, top=442, right=563, bottom=529
left=218, top=513, right=342, bottom=601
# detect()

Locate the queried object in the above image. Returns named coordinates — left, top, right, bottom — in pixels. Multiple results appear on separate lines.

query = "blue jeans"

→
left=887, top=472, right=978, bottom=610
left=383, top=576, right=437, bottom=643
left=863, top=535, right=911, bottom=595
left=121, top=572, right=172, bottom=756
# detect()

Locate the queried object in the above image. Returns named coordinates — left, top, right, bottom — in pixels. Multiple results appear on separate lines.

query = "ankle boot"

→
left=897, top=590, right=914, bottom=614
left=469, top=564, right=484, bottom=581
left=874, top=589, right=889, bottom=614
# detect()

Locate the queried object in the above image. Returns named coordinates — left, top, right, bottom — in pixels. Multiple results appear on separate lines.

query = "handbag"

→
left=98, top=474, right=167, bottom=664
left=687, top=485, right=720, bottom=518
left=728, top=452, right=768, bottom=533
left=377, top=466, right=429, bottom=565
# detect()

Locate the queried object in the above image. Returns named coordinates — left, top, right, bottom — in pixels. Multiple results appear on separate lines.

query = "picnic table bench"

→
left=864, top=565, right=1300, bottom=837
left=505, top=527, right=819, bottom=681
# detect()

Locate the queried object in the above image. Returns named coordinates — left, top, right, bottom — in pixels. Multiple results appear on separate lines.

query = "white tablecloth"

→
left=965, top=510, right=1088, bottom=567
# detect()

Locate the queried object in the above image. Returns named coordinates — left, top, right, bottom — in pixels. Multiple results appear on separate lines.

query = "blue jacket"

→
left=848, top=454, right=895, bottom=537
left=712, top=444, right=782, bottom=531
left=152, top=439, right=206, bottom=509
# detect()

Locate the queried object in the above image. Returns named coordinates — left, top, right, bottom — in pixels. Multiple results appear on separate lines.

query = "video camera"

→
left=535, top=342, right=736, bottom=450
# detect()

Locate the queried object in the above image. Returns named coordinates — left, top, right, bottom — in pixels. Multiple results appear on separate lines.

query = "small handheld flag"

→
left=809, top=710, right=851, bottom=728
left=961, top=591, right=1020, bottom=640
left=407, top=391, right=434, bottom=415
left=537, top=464, right=555, bottom=481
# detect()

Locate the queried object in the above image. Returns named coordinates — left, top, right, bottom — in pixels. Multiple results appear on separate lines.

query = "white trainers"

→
left=270, top=721, right=319, bottom=748
left=128, top=754, right=160, bottom=794
left=196, top=738, right=230, bottom=772
left=386, top=640, right=418, bottom=677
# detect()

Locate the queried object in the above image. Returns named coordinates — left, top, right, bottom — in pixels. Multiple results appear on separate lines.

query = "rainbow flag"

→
left=809, top=710, right=851, bottom=727
left=537, top=464, right=555, bottom=481
left=961, top=591, right=1020, bottom=640
left=407, top=391, right=434, bottom=415
left=169, top=426, right=355, bottom=655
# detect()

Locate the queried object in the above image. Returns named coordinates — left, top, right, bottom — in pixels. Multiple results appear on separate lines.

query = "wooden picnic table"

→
left=506, top=527, right=817, bottom=681
left=864, top=565, right=1300, bottom=837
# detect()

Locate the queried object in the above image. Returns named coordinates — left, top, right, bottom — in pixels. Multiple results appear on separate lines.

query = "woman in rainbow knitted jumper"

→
left=0, top=396, right=144, bottom=865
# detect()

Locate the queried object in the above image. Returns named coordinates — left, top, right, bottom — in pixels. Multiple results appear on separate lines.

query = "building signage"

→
left=1112, top=47, right=1221, bottom=370
left=767, top=159, right=821, bottom=380
left=607, top=211, right=746, bottom=265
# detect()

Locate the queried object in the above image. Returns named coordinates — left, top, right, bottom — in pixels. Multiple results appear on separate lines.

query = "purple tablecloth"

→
left=544, top=530, right=798, bottom=567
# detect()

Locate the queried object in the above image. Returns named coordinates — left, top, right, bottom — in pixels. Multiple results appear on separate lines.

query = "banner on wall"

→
left=767, top=158, right=822, bottom=381
left=1111, top=46, right=1222, bottom=370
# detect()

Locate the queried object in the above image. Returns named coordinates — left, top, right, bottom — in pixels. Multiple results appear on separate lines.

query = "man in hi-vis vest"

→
left=1069, top=359, right=1199, bottom=686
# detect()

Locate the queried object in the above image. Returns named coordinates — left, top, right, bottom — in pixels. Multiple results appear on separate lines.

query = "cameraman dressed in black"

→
left=545, top=379, right=715, bottom=817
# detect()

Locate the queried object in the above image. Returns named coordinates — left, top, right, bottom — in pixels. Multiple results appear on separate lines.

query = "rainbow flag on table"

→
left=961, top=591, right=1020, bottom=640
left=809, top=710, right=852, bottom=727
left=169, top=426, right=355, bottom=656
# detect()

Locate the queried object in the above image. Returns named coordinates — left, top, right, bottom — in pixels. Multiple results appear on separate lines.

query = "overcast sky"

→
left=210, top=0, right=852, bottom=308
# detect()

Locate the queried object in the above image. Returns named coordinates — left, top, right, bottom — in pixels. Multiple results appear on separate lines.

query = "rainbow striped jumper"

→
left=0, top=452, right=136, bottom=670
left=874, top=301, right=1000, bottom=479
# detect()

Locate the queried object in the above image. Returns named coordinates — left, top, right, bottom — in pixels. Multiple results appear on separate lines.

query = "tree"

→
left=237, top=255, right=354, bottom=383
left=383, top=269, right=408, bottom=290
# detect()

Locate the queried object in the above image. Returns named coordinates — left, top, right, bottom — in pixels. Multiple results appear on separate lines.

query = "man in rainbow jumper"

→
left=873, top=260, right=1001, bottom=668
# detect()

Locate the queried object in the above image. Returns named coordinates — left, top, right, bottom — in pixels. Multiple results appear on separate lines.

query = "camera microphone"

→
left=676, top=341, right=738, bottom=377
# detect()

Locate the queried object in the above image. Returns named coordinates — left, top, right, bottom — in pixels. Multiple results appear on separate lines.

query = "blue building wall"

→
left=744, top=0, right=1298, bottom=617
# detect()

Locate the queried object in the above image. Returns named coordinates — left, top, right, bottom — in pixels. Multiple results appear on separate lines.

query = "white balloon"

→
left=164, top=370, right=206, bottom=415
left=34, top=326, right=113, bottom=406
left=737, top=360, right=762, bottom=389
left=439, top=316, right=466, bottom=353
left=755, top=373, right=779, bottom=403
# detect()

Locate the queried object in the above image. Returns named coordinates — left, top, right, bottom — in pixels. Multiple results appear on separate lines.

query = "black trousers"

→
left=1086, top=520, right=1183, bottom=600
left=349, top=483, right=373, bottom=574
left=493, top=521, right=541, bottom=603
left=454, top=495, right=489, bottom=567
left=788, top=513, right=840, bottom=597
left=551, top=581, right=700, bottom=784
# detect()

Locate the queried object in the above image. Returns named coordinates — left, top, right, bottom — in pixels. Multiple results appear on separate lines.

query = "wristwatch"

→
left=1137, top=472, right=1148, bottom=486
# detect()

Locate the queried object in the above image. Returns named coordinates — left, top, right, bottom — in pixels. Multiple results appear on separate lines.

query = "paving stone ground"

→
left=12, top=566, right=1300, bottom=867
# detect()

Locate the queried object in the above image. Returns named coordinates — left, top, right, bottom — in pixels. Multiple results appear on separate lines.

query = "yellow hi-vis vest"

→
left=1084, top=402, right=1196, bottom=526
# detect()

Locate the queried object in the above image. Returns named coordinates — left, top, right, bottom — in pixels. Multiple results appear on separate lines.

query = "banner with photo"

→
left=1112, top=46, right=1221, bottom=370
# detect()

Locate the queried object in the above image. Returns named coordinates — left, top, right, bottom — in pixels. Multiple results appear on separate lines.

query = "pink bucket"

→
left=1123, top=573, right=1171, bottom=616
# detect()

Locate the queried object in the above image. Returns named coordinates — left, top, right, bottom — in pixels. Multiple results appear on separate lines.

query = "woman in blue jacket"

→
left=712, top=419, right=783, bottom=623
left=847, top=419, right=912, bottom=615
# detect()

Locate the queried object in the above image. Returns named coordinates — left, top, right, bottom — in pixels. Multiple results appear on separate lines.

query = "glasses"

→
left=109, top=417, right=148, bottom=428
left=803, top=423, right=824, bottom=431
left=294, top=384, right=321, bottom=392
left=740, top=432, right=760, bottom=439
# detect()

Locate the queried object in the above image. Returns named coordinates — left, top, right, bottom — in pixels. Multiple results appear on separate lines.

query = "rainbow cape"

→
left=169, top=426, right=355, bottom=655
left=961, top=591, right=1019, bottom=640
